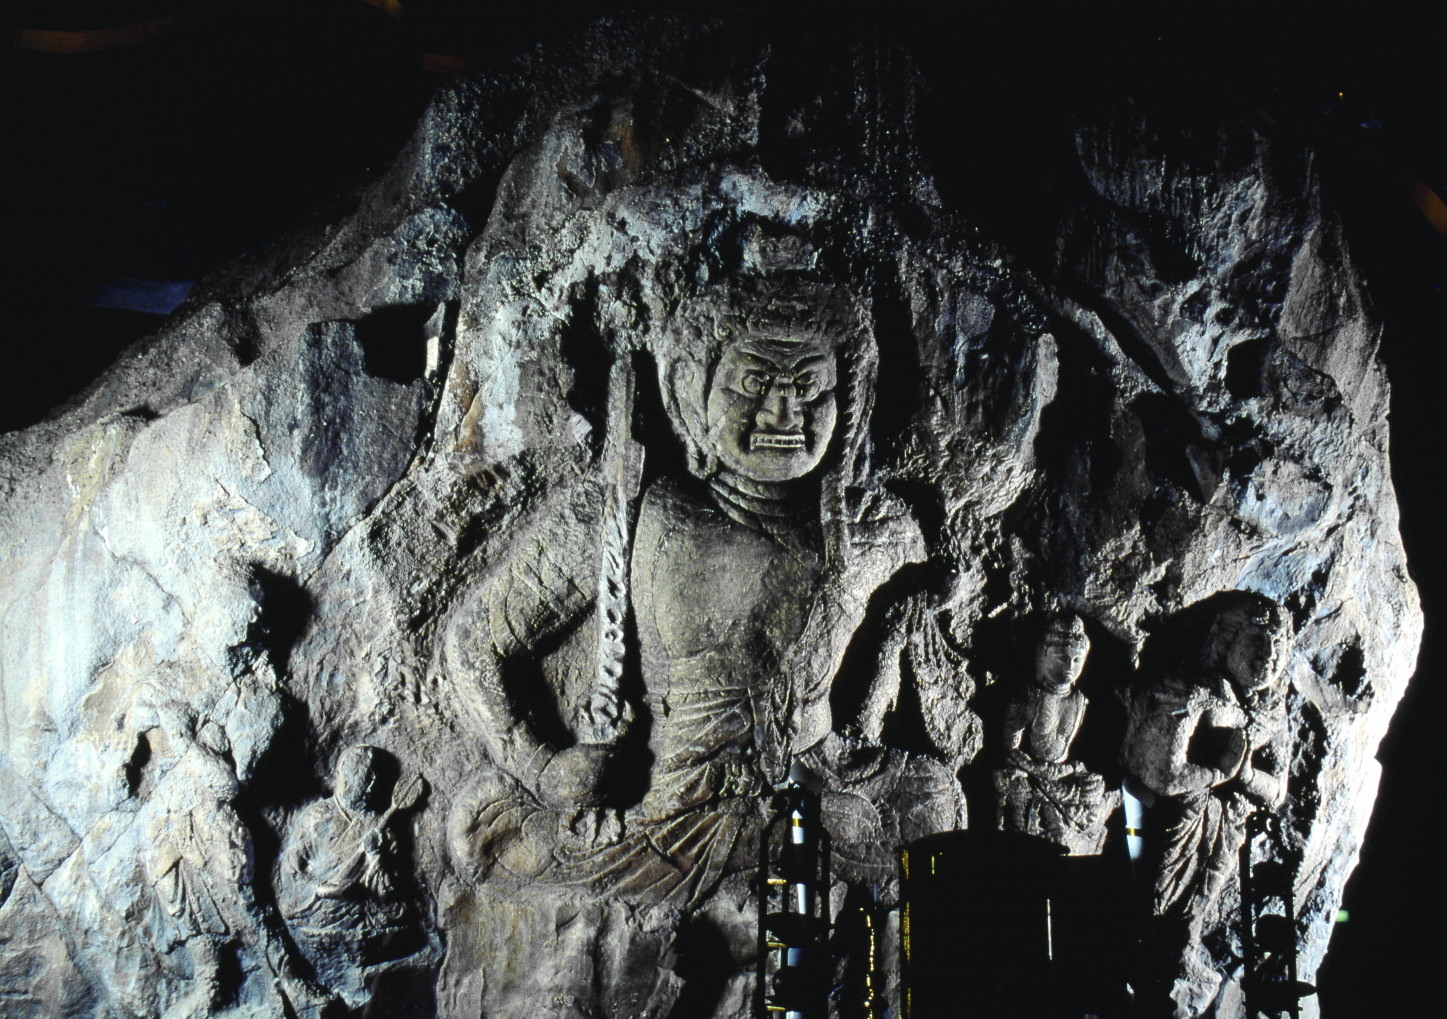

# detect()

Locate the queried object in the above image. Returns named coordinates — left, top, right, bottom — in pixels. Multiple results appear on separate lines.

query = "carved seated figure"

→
left=439, top=277, right=965, bottom=1011
left=995, top=614, right=1118, bottom=854
left=277, top=745, right=422, bottom=1002
left=1122, top=593, right=1292, bottom=1015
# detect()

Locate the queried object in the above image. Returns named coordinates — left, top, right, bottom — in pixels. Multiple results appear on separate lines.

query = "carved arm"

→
left=789, top=500, right=927, bottom=759
left=439, top=481, right=611, bottom=803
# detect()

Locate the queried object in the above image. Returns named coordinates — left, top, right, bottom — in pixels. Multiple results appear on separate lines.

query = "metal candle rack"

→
left=757, top=780, right=832, bottom=1018
left=1239, top=810, right=1316, bottom=1018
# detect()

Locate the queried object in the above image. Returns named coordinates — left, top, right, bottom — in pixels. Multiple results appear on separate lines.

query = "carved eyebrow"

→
left=731, top=349, right=784, bottom=370
left=733, top=343, right=834, bottom=373
left=785, top=353, right=832, bottom=374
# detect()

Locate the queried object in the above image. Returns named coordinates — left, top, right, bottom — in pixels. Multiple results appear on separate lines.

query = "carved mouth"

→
left=750, top=431, right=806, bottom=450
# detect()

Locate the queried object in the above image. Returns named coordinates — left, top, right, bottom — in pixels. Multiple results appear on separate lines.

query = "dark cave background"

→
left=3, top=3, right=1441, bottom=1014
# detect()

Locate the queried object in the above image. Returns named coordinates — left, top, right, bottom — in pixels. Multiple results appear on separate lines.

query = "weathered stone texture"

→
left=0, top=16, right=1419, bottom=1018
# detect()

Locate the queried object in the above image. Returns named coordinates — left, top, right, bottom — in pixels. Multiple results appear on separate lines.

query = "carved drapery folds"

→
left=0, top=17, right=1419, bottom=1019
left=995, top=614, right=1120, bottom=856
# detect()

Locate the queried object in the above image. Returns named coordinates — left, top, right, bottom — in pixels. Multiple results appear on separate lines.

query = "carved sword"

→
left=587, top=349, right=645, bottom=743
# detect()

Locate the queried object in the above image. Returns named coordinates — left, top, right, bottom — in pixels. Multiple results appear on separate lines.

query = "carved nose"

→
left=758, top=388, right=802, bottom=430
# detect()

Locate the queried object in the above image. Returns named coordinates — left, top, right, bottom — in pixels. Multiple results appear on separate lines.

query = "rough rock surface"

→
left=0, top=16, right=1420, bottom=1019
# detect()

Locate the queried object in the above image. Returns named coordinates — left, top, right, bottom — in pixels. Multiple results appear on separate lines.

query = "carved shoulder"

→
left=441, top=474, right=607, bottom=666
left=1001, top=687, right=1037, bottom=741
left=847, top=486, right=926, bottom=571
left=636, top=474, right=707, bottom=532
left=278, top=800, right=335, bottom=875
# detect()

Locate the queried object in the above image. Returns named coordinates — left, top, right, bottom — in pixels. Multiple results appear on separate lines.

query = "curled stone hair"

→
left=648, top=275, right=877, bottom=569
left=1041, top=613, right=1089, bottom=647
left=1205, top=593, right=1294, bottom=651
left=1202, top=591, right=1295, bottom=696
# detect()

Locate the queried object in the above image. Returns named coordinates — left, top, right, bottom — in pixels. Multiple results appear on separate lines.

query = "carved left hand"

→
left=820, top=790, right=884, bottom=843
left=567, top=808, right=625, bottom=849
left=538, top=743, right=615, bottom=808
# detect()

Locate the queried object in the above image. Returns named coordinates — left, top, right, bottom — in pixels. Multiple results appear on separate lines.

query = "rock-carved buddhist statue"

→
left=995, top=614, right=1118, bottom=854
left=141, top=718, right=248, bottom=1018
left=278, top=745, right=424, bottom=1005
left=133, top=694, right=322, bottom=1017
left=1123, top=593, right=1292, bottom=1014
left=441, top=275, right=965, bottom=911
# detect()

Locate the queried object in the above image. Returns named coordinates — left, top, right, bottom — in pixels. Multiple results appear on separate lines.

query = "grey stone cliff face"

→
left=0, top=17, right=1420, bottom=1019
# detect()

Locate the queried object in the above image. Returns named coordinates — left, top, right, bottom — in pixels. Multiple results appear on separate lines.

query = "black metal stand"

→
left=757, top=780, right=832, bottom=1018
left=1240, top=811, right=1316, bottom=1018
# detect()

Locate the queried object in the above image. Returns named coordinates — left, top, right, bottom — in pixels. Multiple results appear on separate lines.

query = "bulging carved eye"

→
left=793, top=372, right=819, bottom=399
left=741, top=372, right=769, bottom=396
